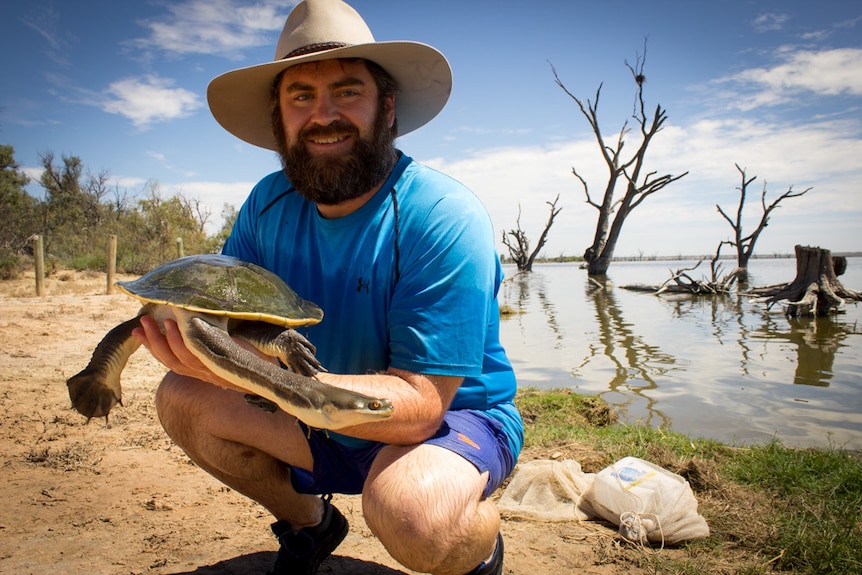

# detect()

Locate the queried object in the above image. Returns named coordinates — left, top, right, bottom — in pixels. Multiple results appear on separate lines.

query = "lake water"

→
left=498, top=257, right=862, bottom=450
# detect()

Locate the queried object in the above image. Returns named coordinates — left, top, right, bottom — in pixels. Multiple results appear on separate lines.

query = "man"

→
left=134, top=1, right=522, bottom=574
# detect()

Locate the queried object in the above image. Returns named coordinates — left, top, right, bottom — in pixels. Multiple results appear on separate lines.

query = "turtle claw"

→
left=230, top=323, right=325, bottom=377
left=273, top=329, right=324, bottom=376
left=84, top=415, right=111, bottom=429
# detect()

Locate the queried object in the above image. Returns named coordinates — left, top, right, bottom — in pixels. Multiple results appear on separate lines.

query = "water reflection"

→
left=655, top=293, right=755, bottom=375
left=502, top=270, right=565, bottom=349
left=498, top=261, right=862, bottom=448
left=751, top=315, right=861, bottom=387
left=583, top=277, right=674, bottom=428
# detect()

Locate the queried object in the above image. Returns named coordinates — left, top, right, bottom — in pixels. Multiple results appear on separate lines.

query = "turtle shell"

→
left=116, top=254, right=323, bottom=328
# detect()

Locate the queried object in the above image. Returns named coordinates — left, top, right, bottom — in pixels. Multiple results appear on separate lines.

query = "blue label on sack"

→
left=614, top=466, right=646, bottom=483
left=613, top=465, right=657, bottom=488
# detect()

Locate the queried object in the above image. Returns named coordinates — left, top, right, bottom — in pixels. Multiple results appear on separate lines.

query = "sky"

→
left=2, top=0, right=861, bottom=259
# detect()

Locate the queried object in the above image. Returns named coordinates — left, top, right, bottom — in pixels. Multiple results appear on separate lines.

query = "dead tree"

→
left=716, top=164, right=811, bottom=283
left=502, top=194, right=562, bottom=271
left=656, top=260, right=729, bottom=295
left=551, top=41, right=687, bottom=276
left=621, top=258, right=734, bottom=295
left=746, top=245, right=861, bottom=317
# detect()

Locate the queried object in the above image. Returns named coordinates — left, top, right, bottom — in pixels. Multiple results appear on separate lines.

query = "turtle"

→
left=66, top=254, right=394, bottom=429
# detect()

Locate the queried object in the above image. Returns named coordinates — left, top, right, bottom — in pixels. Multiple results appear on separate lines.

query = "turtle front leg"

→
left=231, top=322, right=324, bottom=376
left=66, top=317, right=142, bottom=423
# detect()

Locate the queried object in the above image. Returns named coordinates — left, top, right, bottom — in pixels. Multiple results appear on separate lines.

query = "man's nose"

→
left=309, top=94, right=340, bottom=125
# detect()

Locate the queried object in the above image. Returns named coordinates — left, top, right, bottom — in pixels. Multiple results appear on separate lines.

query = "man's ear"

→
left=385, top=94, right=396, bottom=129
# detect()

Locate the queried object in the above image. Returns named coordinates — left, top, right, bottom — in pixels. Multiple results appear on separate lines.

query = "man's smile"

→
left=309, top=134, right=350, bottom=145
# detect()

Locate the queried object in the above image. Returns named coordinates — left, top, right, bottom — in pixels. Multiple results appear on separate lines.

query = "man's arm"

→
left=134, top=316, right=461, bottom=444
left=315, top=367, right=461, bottom=444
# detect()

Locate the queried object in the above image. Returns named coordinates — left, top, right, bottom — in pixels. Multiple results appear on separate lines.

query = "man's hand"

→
left=132, top=316, right=252, bottom=393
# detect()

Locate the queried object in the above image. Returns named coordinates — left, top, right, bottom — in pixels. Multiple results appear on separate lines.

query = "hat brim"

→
left=207, top=41, right=452, bottom=151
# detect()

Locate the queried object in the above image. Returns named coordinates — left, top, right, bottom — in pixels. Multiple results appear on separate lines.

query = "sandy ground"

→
left=0, top=270, right=659, bottom=575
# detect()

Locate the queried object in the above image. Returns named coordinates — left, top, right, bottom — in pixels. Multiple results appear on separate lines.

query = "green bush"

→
left=0, top=248, right=21, bottom=280
left=70, top=253, right=107, bottom=272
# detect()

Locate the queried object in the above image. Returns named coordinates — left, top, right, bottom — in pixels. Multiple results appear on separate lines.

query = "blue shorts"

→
left=289, top=409, right=516, bottom=498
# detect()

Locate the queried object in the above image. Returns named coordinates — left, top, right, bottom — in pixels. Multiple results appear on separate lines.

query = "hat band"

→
left=281, top=41, right=350, bottom=60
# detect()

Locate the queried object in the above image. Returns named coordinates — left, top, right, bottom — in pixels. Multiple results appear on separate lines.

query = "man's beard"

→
left=275, top=108, right=397, bottom=206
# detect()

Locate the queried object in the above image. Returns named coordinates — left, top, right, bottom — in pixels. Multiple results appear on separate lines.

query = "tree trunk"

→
left=746, top=245, right=861, bottom=317
left=586, top=250, right=612, bottom=275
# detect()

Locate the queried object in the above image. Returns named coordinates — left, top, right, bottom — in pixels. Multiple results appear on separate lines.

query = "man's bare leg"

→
left=363, top=444, right=500, bottom=575
left=155, top=371, right=324, bottom=528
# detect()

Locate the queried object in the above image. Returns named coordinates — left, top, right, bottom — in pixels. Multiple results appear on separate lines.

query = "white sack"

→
left=583, top=456, right=710, bottom=544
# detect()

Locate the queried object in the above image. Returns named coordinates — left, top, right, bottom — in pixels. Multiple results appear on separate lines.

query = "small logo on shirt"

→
left=356, top=276, right=370, bottom=294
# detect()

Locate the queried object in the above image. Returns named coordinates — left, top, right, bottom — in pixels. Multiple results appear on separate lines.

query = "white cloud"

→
left=114, top=176, right=150, bottom=191
left=835, top=15, right=862, bottom=30
left=101, top=75, right=202, bottom=128
left=752, top=13, right=789, bottom=32
left=133, top=0, right=295, bottom=58
left=801, top=30, right=831, bottom=42
left=20, top=5, right=73, bottom=68
left=22, top=166, right=45, bottom=184
left=721, top=48, right=862, bottom=109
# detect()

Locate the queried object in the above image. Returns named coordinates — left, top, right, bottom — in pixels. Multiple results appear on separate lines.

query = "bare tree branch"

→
left=571, top=168, right=599, bottom=209
left=715, top=164, right=812, bottom=276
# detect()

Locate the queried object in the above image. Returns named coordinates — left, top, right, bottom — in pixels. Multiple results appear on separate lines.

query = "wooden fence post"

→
left=107, top=234, right=117, bottom=295
left=33, top=235, right=45, bottom=297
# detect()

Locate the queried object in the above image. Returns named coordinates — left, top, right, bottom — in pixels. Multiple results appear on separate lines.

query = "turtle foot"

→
left=272, top=329, right=324, bottom=376
left=66, top=369, right=122, bottom=420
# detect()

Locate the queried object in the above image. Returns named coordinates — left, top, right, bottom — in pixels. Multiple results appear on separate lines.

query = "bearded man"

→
left=135, top=2, right=522, bottom=574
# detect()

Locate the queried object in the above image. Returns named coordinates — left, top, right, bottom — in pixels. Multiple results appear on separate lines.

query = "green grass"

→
left=727, top=441, right=862, bottom=574
left=515, top=388, right=862, bottom=575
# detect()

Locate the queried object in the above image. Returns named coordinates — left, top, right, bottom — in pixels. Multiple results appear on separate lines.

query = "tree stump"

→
left=746, top=245, right=861, bottom=317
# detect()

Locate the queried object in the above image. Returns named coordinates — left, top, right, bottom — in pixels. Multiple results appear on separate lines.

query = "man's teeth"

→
left=313, top=135, right=346, bottom=144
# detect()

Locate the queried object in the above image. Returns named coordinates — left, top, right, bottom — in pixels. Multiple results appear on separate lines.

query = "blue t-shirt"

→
left=222, top=153, right=522, bottom=458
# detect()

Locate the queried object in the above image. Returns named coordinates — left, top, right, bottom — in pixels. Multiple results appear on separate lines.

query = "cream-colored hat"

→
left=207, top=0, right=452, bottom=150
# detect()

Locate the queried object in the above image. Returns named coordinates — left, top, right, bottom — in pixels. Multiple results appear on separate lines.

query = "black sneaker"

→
left=465, top=533, right=503, bottom=575
left=269, top=495, right=348, bottom=575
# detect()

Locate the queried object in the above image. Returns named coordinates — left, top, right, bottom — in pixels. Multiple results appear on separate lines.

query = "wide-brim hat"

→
left=207, top=0, right=452, bottom=151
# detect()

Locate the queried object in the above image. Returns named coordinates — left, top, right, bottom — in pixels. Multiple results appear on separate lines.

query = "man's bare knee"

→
left=363, top=445, right=500, bottom=574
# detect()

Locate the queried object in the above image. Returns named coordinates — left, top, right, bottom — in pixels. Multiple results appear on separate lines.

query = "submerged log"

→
left=621, top=260, right=732, bottom=295
left=746, top=245, right=861, bottom=317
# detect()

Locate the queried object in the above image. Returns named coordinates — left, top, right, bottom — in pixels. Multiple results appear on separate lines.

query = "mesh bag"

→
left=497, top=459, right=596, bottom=521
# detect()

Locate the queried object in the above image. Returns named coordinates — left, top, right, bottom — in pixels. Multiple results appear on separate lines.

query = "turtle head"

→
left=321, top=395, right=394, bottom=429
